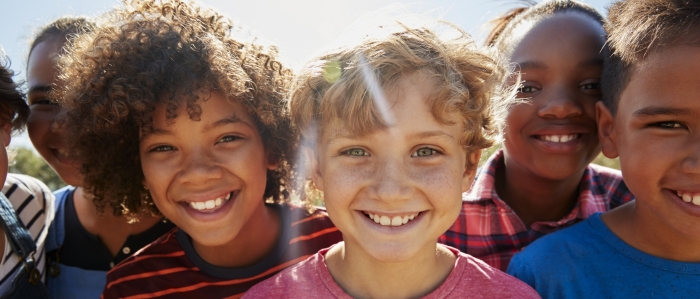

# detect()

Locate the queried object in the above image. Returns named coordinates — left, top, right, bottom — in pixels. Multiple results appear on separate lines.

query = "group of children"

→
left=0, top=0, right=697, bottom=298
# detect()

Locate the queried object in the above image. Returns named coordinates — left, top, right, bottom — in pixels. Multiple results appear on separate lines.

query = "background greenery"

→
left=9, top=147, right=66, bottom=191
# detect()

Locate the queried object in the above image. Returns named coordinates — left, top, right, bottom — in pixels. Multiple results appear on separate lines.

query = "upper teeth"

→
left=541, top=134, right=579, bottom=143
left=676, top=191, right=700, bottom=206
left=367, top=213, right=418, bottom=227
left=188, top=193, right=232, bottom=211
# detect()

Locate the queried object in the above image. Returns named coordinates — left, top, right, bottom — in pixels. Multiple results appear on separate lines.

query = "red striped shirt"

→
left=102, top=204, right=342, bottom=299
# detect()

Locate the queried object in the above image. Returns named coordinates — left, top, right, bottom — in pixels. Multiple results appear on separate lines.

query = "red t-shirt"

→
left=244, top=245, right=541, bottom=299
left=102, top=204, right=342, bottom=299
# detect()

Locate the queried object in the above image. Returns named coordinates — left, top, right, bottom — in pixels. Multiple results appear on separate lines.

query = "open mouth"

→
left=675, top=190, right=700, bottom=206
left=534, top=134, right=582, bottom=143
left=362, top=211, right=421, bottom=227
left=187, top=192, right=233, bottom=211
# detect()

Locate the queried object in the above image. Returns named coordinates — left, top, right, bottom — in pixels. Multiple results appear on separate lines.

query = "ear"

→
left=596, top=101, right=619, bottom=159
left=305, top=147, right=324, bottom=191
left=0, top=121, right=11, bottom=147
left=266, top=151, right=280, bottom=171
left=462, top=149, right=482, bottom=193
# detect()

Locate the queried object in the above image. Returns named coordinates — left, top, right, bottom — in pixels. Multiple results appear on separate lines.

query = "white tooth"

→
left=552, top=135, right=560, bottom=142
left=683, top=194, right=692, bottom=203
left=205, top=200, right=215, bottom=209
left=560, top=135, right=569, bottom=142
left=402, top=216, right=409, bottom=224
left=380, top=215, right=391, bottom=226
left=693, top=195, right=700, bottom=206
left=195, top=202, right=205, bottom=210
left=225, top=193, right=231, bottom=200
left=543, top=136, right=551, bottom=141
left=391, top=216, right=402, bottom=226
left=409, top=214, right=415, bottom=220
left=215, top=198, right=222, bottom=206
left=374, top=214, right=381, bottom=223
left=189, top=202, right=197, bottom=209
left=368, top=213, right=374, bottom=220
left=570, top=134, right=577, bottom=140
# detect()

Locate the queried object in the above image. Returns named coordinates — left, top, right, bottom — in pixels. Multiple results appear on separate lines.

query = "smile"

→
left=676, top=191, right=700, bottom=206
left=187, top=192, right=232, bottom=211
left=535, top=134, right=581, bottom=143
left=362, top=211, right=420, bottom=227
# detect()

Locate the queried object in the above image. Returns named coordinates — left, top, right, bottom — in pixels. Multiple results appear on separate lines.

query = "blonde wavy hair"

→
left=292, top=19, right=510, bottom=170
left=55, top=0, right=295, bottom=216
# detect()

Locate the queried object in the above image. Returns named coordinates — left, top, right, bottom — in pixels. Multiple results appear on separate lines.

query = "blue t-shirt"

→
left=507, top=213, right=700, bottom=299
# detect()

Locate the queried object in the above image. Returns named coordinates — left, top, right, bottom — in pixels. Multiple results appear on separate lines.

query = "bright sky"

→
left=1, top=0, right=611, bottom=149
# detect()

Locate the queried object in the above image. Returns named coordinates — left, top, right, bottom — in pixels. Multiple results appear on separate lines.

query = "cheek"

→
left=26, top=113, right=52, bottom=146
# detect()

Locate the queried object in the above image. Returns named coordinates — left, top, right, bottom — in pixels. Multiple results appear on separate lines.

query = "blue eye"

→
left=342, top=148, right=369, bottom=156
left=412, top=148, right=437, bottom=157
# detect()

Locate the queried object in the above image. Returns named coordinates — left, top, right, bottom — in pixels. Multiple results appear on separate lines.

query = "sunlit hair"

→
left=602, top=0, right=700, bottom=115
left=28, top=17, right=95, bottom=63
left=0, top=50, right=28, bottom=134
left=55, top=0, right=295, bottom=216
left=485, top=0, right=604, bottom=56
left=292, top=17, right=510, bottom=179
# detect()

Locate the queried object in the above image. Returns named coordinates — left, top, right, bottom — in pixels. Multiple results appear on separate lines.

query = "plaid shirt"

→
left=438, top=150, right=634, bottom=271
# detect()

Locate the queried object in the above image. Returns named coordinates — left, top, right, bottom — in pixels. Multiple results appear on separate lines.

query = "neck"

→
left=325, top=242, right=456, bottom=299
left=495, top=156, right=583, bottom=227
left=193, top=203, right=280, bottom=268
left=602, top=202, right=700, bottom=262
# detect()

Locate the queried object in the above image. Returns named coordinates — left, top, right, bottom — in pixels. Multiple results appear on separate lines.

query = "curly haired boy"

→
left=245, top=17, right=539, bottom=298
left=54, top=0, right=341, bottom=297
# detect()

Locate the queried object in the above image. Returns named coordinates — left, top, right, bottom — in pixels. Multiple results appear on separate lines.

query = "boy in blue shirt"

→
left=506, top=0, right=700, bottom=298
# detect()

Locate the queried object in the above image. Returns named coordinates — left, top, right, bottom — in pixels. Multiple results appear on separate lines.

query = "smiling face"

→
left=598, top=45, right=700, bottom=239
left=140, top=91, right=276, bottom=248
left=26, top=38, right=83, bottom=186
left=503, top=12, right=604, bottom=181
left=311, top=74, right=476, bottom=262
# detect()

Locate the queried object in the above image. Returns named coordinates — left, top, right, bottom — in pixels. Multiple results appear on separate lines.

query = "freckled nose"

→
left=368, top=159, right=412, bottom=202
left=537, top=87, right=584, bottom=119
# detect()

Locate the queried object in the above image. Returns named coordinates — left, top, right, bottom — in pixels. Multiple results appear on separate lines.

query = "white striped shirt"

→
left=0, top=173, right=55, bottom=294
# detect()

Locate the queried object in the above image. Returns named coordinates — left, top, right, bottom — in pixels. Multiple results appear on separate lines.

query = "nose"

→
left=367, top=157, right=412, bottom=202
left=537, top=85, right=584, bottom=119
left=50, top=107, right=67, bottom=133
left=680, top=137, right=700, bottom=174
left=176, top=149, right=224, bottom=185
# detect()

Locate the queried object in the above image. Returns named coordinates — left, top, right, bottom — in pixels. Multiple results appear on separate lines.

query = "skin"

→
left=599, top=45, right=700, bottom=262
left=26, top=37, right=163, bottom=257
left=140, top=91, right=280, bottom=267
left=311, top=73, right=479, bottom=298
left=497, top=12, right=605, bottom=226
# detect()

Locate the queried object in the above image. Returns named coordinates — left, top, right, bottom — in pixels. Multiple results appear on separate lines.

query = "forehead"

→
left=509, top=12, right=605, bottom=60
left=322, top=75, right=462, bottom=141
left=619, top=45, right=700, bottom=116
left=27, top=38, right=63, bottom=87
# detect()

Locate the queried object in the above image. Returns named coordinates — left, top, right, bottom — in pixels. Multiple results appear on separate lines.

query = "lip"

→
left=528, top=124, right=594, bottom=153
left=664, top=188, right=700, bottom=218
left=181, top=191, right=237, bottom=221
left=355, top=210, right=425, bottom=235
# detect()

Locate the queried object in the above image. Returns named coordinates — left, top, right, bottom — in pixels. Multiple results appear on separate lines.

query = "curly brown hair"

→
left=602, top=0, right=700, bottom=115
left=0, top=51, right=29, bottom=134
left=56, top=0, right=295, bottom=217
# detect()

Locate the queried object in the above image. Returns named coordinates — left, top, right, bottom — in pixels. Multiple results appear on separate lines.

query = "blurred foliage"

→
left=8, top=147, right=66, bottom=191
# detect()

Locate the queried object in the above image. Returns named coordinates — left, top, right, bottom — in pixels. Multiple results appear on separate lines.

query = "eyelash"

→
left=339, top=147, right=442, bottom=157
left=650, top=121, right=686, bottom=129
left=217, top=135, right=241, bottom=143
left=150, top=145, right=175, bottom=152
left=517, top=85, right=540, bottom=94
left=580, top=82, right=601, bottom=90
left=30, top=99, right=58, bottom=106
left=411, top=147, right=440, bottom=157
left=341, top=148, right=369, bottom=157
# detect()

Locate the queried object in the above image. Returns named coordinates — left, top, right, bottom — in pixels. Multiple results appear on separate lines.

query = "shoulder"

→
left=283, top=205, right=341, bottom=242
left=587, top=164, right=634, bottom=206
left=3, top=173, right=54, bottom=205
left=244, top=251, right=330, bottom=299
left=105, top=228, right=181, bottom=283
left=455, top=252, right=540, bottom=298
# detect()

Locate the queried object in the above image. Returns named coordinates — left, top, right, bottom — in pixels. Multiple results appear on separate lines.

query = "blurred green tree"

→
left=8, top=147, right=66, bottom=191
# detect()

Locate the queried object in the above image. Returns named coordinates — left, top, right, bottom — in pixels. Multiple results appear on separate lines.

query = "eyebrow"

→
left=516, top=60, right=547, bottom=70
left=577, top=58, right=604, bottom=68
left=205, top=114, right=252, bottom=130
left=28, top=85, right=51, bottom=94
left=633, top=106, right=691, bottom=117
left=411, top=130, right=456, bottom=141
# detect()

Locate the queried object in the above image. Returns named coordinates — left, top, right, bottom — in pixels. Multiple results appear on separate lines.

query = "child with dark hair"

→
left=25, top=17, right=174, bottom=299
left=245, top=17, right=539, bottom=299
left=52, top=0, right=341, bottom=297
left=0, top=49, right=54, bottom=297
left=439, top=0, right=634, bottom=271
left=507, top=0, right=700, bottom=297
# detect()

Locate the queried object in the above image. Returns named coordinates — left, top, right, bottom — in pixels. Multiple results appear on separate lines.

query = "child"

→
left=0, top=49, right=54, bottom=296
left=506, top=0, right=700, bottom=297
left=53, top=0, right=342, bottom=297
left=245, top=18, right=540, bottom=298
left=438, top=0, right=634, bottom=271
left=25, top=18, right=174, bottom=298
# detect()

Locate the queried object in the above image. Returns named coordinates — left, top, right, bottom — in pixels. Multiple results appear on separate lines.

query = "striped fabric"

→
left=0, top=173, right=54, bottom=294
left=438, top=150, right=634, bottom=271
left=102, top=204, right=341, bottom=299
